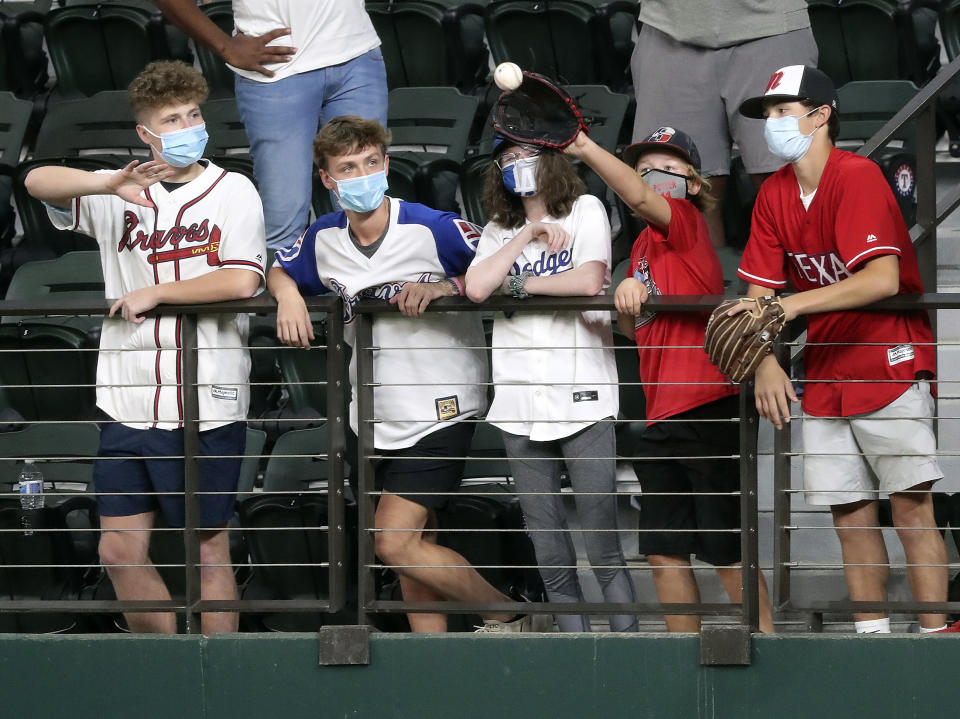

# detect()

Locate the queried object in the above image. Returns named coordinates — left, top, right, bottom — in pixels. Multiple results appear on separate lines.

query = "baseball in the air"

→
left=494, top=62, right=523, bottom=91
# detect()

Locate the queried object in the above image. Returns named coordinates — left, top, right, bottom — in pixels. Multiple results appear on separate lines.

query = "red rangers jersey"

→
left=48, top=162, right=266, bottom=430
left=738, top=148, right=934, bottom=417
left=630, top=197, right=737, bottom=424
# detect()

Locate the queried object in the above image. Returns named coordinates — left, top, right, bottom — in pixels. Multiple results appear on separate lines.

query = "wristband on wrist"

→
left=445, top=276, right=464, bottom=296
left=508, top=271, right=533, bottom=299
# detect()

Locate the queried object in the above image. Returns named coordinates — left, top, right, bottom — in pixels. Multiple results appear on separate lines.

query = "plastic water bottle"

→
left=18, top=461, right=44, bottom=537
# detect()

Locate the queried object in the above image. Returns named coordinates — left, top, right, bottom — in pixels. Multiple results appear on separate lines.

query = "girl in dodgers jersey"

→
left=564, top=127, right=774, bottom=632
left=465, top=137, right=638, bottom=632
left=25, top=61, right=265, bottom=635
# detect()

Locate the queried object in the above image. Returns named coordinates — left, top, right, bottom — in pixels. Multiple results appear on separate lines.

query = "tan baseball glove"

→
left=704, top=296, right=787, bottom=383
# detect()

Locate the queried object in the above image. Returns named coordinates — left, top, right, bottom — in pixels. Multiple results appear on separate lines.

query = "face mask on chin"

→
left=640, top=168, right=689, bottom=200
left=142, top=123, right=209, bottom=167
left=764, top=107, right=821, bottom=163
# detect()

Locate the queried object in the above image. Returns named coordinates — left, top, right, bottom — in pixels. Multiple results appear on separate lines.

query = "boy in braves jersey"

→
left=25, top=61, right=266, bottom=634
left=736, top=65, right=954, bottom=633
left=268, top=116, right=541, bottom=632
left=565, top=128, right=775, bottom=632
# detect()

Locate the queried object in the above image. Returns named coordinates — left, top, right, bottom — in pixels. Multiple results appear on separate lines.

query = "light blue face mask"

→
left=763, top=107, right=821, bottom=164
left=143, top=123, right=209, bottom=167
left=335, top=170, right=388, bottom=213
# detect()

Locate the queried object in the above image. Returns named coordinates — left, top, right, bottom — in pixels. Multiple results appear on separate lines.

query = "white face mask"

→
left=763, top=107, right=821, bottom=163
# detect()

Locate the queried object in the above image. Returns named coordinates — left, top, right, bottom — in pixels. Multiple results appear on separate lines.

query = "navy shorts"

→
left=632, top=395, right=743, bottom=566
left=94, top=420, right=246, bottom=528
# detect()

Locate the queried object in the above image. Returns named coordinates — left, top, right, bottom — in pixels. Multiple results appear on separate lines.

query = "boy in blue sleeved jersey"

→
left=268, top=116, right=547, bottom=633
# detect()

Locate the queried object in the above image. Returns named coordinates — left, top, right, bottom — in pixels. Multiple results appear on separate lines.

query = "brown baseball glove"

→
left=704, top=296, right=787, bottom=383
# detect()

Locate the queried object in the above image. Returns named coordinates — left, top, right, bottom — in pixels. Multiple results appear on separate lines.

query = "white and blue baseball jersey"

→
left=275, top=198, right=488, bottom=449
left=47, top=161, right=266, bottom=431
left=471, top=194, right=618, bottom=441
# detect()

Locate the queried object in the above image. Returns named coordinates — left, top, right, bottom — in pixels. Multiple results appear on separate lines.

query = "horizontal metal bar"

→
left=367, top=600, right=743, bottom=616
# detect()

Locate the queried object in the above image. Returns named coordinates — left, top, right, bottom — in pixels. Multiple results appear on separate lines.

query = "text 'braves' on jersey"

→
left=47, top=162, right=266, bottom=431
left=472, top=194, right=618, bottom=441
left=629, top=197, right=737, bottom=424
left=274, top=198, right=488, bottom=450
left=738, top=148, right=935, bottom=417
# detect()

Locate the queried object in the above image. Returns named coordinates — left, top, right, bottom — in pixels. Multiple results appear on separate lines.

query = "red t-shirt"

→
left=738, top=148, right=935, bottom=417
left=630, top=197, right=737, bottom=423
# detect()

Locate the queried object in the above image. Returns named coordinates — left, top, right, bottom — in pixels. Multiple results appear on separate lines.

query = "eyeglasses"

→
left=495, top=146, right=541, bottom=170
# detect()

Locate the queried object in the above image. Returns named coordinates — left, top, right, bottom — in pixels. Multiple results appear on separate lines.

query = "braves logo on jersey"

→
left=331, top=272, right=434, bottom=323
left=119, top=212, right=223, bottom=265
left=788, top=250, right=852, bottom=287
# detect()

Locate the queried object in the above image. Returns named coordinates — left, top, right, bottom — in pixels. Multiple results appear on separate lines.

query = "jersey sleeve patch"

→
left=274, top=224, right=329, bottom=296
left=397, top=201, right=480, bottom=277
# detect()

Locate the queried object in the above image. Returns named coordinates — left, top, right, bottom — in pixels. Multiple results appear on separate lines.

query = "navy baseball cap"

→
left=622, top=127, right=702, bottom=173
left=739, top=64, right=838, bottom=119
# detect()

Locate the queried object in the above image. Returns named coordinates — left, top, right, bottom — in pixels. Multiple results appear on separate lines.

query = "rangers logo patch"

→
left=895, top=164, right=915, bottom=197
left=435, top=395, right=460, bottom=420
left=649, top=127, right=675, bottom=144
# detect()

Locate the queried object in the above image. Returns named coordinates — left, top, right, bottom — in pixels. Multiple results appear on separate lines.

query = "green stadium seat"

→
left=194, top=1, right=235, bottom=98
left=0, top=1, right=51, bottom=98
left=262, top=425, right=330, bottom=493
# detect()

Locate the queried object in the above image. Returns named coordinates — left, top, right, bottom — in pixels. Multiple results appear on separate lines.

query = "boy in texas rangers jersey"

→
left=25, top=61, right=266, bottom=634
left=736, top=65, right=953, bottom=633
left=565, top=128, right=774, bottom=632
left=268, top=116, right=539, bottom=632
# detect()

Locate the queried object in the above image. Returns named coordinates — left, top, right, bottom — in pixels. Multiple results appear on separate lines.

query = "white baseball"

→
left=494, top=62, right=523, bottom=92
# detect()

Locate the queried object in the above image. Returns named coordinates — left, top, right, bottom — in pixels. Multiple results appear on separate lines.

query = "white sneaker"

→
left=474, top=612, right=553, bottom=633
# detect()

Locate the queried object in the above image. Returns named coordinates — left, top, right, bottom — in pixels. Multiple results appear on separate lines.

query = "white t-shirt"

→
left=229, top=0, right=381, bottom=82
left=47, top=162, right=267, bottom=431
left=471, top=194, right=618, bottom=442
left=274, top=198, right=488, bottom=450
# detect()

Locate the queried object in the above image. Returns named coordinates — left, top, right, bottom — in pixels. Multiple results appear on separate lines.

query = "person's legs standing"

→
left=318, top=48, right=389, bottom=128
left=235, top=71, right=325, bottom=252
left=502, top=430, right=588, bottom=632
left=561, top=421, right=637, bottom=632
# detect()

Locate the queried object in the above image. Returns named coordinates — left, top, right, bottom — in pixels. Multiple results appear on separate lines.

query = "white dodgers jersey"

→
left=48, top=162, right=266, bottom=431
left=275, top=198, right=488, bottom=449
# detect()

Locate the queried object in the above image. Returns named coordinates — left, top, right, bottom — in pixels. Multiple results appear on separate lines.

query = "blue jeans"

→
left=235, top=48, right=388, bottom=252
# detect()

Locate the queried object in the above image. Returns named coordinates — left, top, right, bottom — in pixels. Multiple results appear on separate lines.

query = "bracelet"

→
left=445, top=276, right=464, bottom=296
left=508, top=271, right=533, bottom=299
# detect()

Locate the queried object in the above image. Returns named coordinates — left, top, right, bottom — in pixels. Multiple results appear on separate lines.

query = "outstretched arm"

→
left=155, top=0, right=295, bottom=78
left=564, top=133, right=672, bottom=229
left=25, top=160, right=174, bottom=209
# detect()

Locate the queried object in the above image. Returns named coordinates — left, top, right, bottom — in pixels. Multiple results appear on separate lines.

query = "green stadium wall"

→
left=0, top=633, right=955, bottom=718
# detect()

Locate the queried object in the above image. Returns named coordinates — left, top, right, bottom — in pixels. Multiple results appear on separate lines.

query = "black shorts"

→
left=632, top=395, right=742, bottom=566
left=348, top=421, right=475, bottom=509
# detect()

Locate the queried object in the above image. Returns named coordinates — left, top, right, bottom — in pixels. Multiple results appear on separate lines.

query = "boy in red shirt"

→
left=736, top=64, right=952, bottom=633
left=566, top=129, right=774, bottom=632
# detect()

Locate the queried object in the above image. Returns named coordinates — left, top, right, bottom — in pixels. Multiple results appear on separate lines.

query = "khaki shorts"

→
left=801, top=383, right=943, bottom=506
left=630, top=25, right=818, bottom=176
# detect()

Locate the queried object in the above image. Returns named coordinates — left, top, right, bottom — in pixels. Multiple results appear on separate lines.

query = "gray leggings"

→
left=501, top=421, right=638, bottom=632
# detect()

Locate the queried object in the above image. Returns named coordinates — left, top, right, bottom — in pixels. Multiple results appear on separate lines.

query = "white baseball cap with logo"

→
left=739, top=64, right=838, bottom=119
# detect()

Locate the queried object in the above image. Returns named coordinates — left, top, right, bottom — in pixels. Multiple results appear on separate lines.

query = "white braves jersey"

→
left=47, top=161, right=266, bottom=431
left=275, top=198, right=488, bottom=449
left=471, top=194, right=618, bottom=441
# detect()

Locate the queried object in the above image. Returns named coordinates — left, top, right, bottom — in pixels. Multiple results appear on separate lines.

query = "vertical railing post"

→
left=739, top=380, right=760, bottom=632
left=325, top=310, right=347, bottom=614
left=772, top=341, right=792, bottom=610
left=355, top=313, right=376, bottom=626
left=915, top=104, right=938, bottom=295
left=180, top=312, right=202, bottom=633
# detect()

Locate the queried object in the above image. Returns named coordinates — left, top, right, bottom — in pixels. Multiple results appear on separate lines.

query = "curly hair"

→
left=313, top=116, right=393, bottom=170
left=128, top=61, right=209, bottom=121
left=482, top=149, right=586, bottom=229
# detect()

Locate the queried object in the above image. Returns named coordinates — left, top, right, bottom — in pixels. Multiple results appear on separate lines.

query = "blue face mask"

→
left=335, top=170, right=388, bottom=213
left=144, top=123, right=208, bottom=167
left=764, top=107, right=821, bottom=164
left=501, top=156, right=539, bottom=197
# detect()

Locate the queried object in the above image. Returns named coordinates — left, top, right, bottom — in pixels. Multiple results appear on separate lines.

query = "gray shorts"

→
left=630, top=25, right=818, bottom=176
left=801, top=383, right=943, bottom=506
